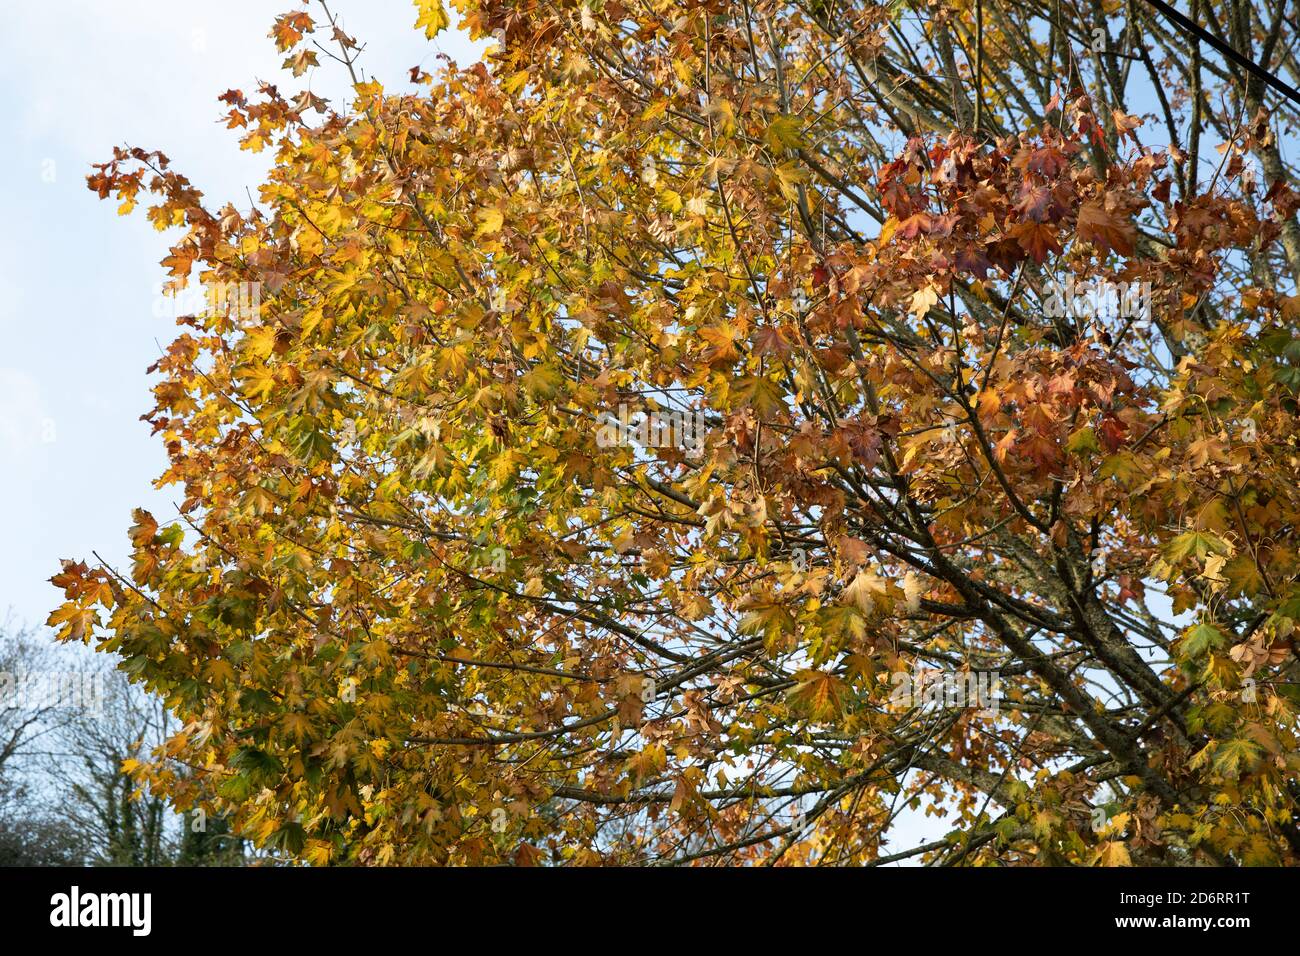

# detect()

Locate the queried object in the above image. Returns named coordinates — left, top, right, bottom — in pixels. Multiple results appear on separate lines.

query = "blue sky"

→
left=0, top=1, right=482, bottom=631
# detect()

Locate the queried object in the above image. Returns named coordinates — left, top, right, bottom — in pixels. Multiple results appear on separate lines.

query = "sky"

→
left=0, top=1, right=483, bottom=633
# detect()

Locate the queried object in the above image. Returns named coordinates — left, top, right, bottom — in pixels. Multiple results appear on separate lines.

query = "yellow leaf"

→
left=763, top=114, right=805, bottom=153
left=910, top=284, right=939, bottom=318
left=843, top=567, right=888, bottom=616
left=413, top=0, right=449, bottom=38
left=476, top=206, right=504, bottom=237
left=789, top=669, right=849, bottom=720
left=1094, top=840, right=1132, bottom=866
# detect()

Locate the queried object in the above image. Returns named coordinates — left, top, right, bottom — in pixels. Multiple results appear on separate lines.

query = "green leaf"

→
left=1164, top=530, right=1231, bottom=564
left=271, top=822, right=307, bottom=855
left=1181, top=621, right=1227, bottom=659
left=763, top=114, right=806, bottom=153
left=1211, top=738, right=1262, bottom=779
left=1066, top=425, right=1101, bottom=456
left=817, top=605, right=867, bottom=643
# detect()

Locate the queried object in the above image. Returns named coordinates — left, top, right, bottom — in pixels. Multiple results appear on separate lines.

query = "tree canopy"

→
left=53, top=0, right=1300, bottom=865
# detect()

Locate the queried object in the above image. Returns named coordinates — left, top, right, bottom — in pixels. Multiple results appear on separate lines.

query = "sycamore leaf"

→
left=1222, top=554, right=1263, bottom=597
left=413, top=0, right=450, bottom=38
left=1164, top=531, right=1232, bottom=565
left=910, top=284, right=939, bottom=318
left=764, top=114, right=806, bottom=153
left=521, top=362, right=563, bottom=399
left=1212, top=738, right=1262, bottom=779
left=1066, top=425, right=1101, bottom=456
left=817, top=605, right=867, bottom=643
left=1076, top=201, right=1135, bottom=256
left=1094, top=840, right=1132, bottom=867
left=788, top=669, right=849, bottom=720
left=1180, top=621, right=1227, bottom=659
left=476, top=206, right=504, bottom=237
left=843, top=567, right=888, bottom=615
left=732, top=375, right=786, bottom=419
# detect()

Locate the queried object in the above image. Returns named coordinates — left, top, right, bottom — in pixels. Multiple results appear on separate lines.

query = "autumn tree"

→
left=0, top=620, right=92, bottom=865
left=0, top=620, right=73, bottom=789
left=4, top=662, right=250, bottom=867
left=54, top=0, right=1300, bottom=864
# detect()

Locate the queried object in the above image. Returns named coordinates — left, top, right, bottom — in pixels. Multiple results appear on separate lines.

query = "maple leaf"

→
left=732, top=375, right=786, bottom=419
left=843, top=567, right=892, bottom=616
left=1097, top=413, right=1129, bottom=452
left=413, top=0, right=450, bottom=38
left=521, top=362, right=563, bottom=399
left=753, top=324, right=792, bottom=359
left=1180, top=622, right=1227, bottom=659
left=763, top=114, right=805, bottom=154
left=1066, top=425, right=1101, bottom=456
left=1212, top=738, right=1262, bottom=779
left=1013, top=183, right=1054, bottom=222
left=1112, top=110, right=1143, bottom=142
left=1012, top=221, right=1061, bottom=263
left=699, top=322, right=742, bottom=362
left=127, top=508, right=159, bottom=546
left=910, top=284, right=939, bottom=318
left=1164, top=531, right=1231, bottom=564
left=1094, top=840, right=1132, bottom=867
left=896, top=211, right=934, bottom=239
left=1076, top=201, right=1135, bottom=256
left=1222, top=554, right=1263, bottom=597
left=788, top=669, right=849, bottom=720
left=475, top=206, right=504, bottom=237
left=739, top=604, right=794, bottom=644
left=45, top=604, right=98, bottom=644
left=269, top=12, right=313, bottom=52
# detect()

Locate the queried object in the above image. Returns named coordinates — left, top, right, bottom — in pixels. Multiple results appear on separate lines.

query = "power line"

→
left=1137, top=0, right=1300, bottom=110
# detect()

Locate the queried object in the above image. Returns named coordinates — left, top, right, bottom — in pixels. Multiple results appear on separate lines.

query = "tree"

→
left=53, top=0, right=1300, bottom=865
left=0, top=617, right=97, bottom=865
left=0, top=618, right=78, bottom=788
left=0, top=618, right=248, bottom=866
left=0, top=812, right=88, bottom=867
left=50, top=675, right=176, bottom=866
left=25, top=667, right=249, bottom=867
left=175, top=808, right=247, bottom=866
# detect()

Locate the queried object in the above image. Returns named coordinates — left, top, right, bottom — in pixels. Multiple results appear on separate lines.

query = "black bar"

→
left=0, top=865, right=1278, bottom=943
